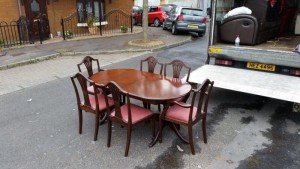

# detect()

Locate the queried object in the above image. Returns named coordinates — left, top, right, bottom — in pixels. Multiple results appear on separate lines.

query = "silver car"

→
left=163, top=6, right=207, bottom=37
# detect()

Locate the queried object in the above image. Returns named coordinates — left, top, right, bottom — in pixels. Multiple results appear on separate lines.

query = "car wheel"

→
left=153, top=19, right=161, bottom=27
left=162, top=22, right=167, bottom=30
left=172, top=24, right=178, bottom=35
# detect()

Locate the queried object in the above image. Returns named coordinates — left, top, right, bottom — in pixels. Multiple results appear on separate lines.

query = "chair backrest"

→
left=77, top=56, right=101, bottom=77
left=164, top=60, right=191, bottom=82
left=190, top=79, right=214, bottom=122
left=106, top=81, right=132, bottom=124
left=140, top=56, right=163, bottom=75
left=70, top=72, right=98, bottom=110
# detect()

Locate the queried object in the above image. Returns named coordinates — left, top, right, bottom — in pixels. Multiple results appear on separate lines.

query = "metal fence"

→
left=0, top=18, right=31, bottom=48
left=61, top=9, right=133, bottom=40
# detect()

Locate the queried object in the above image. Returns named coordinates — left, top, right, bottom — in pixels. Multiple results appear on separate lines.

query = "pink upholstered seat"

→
left=87, top=86, right=103, bottom=94
left=111, top=104, right=153, bottom=124
left=87, top=86, right=95, bottom=93
left=82, top=94, right=114, bottom=110
left=165, top=104, right=197, bottom=124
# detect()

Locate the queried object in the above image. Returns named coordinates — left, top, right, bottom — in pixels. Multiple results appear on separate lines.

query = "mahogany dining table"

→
left=90, top=68, right=192, bottom=146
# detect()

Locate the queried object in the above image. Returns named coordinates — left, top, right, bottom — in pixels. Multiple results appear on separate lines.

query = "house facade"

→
left=0, top=0, right=133, bottom=38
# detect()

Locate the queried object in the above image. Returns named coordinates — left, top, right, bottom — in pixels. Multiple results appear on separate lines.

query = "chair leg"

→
left=188, top=125, right=195, bottom=155
left=122, top=95, right=126, bottom=104
left=176, top=124, right=180, bottom=130
left=202, top=118, right=207, bottom=144
left=78, top=108, right=83, bottom=134
left=94, top=113, right=100, bottom=141
left=158, top=104, right=161, bottom=112
left=159, top=118, right=163, bottom=143
left=143, top=101, right=148, bottom=108
left=125, top=126, right=132, bottom=157
left=107, top=119, right=112, bottom=147
left=151, top=117, right=155, bottom=138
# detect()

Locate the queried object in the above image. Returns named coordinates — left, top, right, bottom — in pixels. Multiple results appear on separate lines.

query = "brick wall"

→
left=0, top=0, right=21, bottom=22
left=47, top=0, right=77, bottom=36
left=105, top=0, right=133, bottom=15
left=0, top=0, right=133, bottom=36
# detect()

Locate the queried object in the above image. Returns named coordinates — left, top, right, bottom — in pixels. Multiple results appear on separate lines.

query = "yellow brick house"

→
left=0, top=0, right=134, bottom=39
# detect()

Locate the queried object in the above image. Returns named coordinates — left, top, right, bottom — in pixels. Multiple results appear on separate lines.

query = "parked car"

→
left=148, top=6, right=164, bottom=27
left=163, top=6, right=207, bottom=37
left=161, top=4, right=177, bottom=20
left=132, top=6, right=143, bottom=25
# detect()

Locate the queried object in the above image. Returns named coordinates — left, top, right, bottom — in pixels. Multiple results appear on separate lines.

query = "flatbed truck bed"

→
left=187, top=65, right=300, bottom=103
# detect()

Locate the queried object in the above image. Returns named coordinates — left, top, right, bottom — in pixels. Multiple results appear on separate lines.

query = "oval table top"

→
left=90, top=69, right=191, bottom=102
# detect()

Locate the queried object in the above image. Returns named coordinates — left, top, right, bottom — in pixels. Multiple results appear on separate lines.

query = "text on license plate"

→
left=246, top=62, right=276, bottom=72
left=187, top=25, right=198, bottom=29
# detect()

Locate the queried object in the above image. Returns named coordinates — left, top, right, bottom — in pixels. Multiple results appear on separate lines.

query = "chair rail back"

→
left=190, top=79, right=214, bottom=122
left=140, top=56, right=163, bottom=75
left=77, top=56, right=101, bottom=77
left=106, top=82, right=131, bottom=123
left=71, top=72, right=96, bottom=109
left=164, top=60, right=191, bottom=81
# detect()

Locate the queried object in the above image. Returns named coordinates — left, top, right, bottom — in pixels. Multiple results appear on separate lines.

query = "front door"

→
left=24, top=0, right=50, bottom=39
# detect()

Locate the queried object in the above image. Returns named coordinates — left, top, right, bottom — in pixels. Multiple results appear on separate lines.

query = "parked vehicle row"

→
left=132, top=4, right=207, bottom=37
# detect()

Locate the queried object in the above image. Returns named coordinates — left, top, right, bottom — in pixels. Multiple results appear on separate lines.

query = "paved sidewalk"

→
left=0, top=52, right=148, bottom=96
left=0, top=27, right=191, bottom=69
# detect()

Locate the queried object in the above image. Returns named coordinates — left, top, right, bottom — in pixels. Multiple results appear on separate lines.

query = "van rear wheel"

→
left=198, top=32, right=204, bottom=37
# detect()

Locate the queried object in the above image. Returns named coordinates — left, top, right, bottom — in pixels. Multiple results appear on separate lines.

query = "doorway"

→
left=23, top=0, right=50, bottom=39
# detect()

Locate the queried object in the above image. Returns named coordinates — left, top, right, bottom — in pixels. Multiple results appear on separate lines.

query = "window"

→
left=169, top=7, right=176, bottom=15
left=181, top=9, right=203, bottom=16
left=77, top=0, right=105, bottom=23
left=149, top=7, right=158, bottom=12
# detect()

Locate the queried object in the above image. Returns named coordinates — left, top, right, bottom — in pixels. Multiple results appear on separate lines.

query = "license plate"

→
left=246, top=62, right=275, bottom=72
left=187, top=24, right=198, bottom=29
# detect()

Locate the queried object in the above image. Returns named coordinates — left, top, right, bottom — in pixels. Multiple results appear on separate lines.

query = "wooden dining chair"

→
left=164, top=59, right=192, bottom=103
left=159, top=79, right=214, bottom=155
left=140, top=56, right=164, bottom=111
left=164, top=59, right=191, bottom=82
left=105, top=81, right=155, bottom=157
left=70, top=72, right=114, bottom=141
left=140, top=56, right=164, bottom=75
left=77, top=56, right=104, bottom=94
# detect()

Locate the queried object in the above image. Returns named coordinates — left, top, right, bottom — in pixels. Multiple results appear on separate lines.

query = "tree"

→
left=142, top=0, right=149, bottom=43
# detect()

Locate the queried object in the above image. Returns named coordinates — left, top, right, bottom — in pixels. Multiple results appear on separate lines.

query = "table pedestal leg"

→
left=149, top=122, right=189, bottom=147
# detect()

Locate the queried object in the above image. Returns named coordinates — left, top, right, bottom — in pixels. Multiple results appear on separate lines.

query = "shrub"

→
left=120, top=25, right=128, bottom=33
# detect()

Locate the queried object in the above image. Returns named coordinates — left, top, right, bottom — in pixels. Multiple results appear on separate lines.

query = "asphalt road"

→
left=0, top=35, right=299, bottom=169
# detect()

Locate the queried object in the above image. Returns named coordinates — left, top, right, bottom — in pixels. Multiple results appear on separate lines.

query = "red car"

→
left=133, top=5, right=174, bottom=27
left=148, top=6, right=164, bottom=27
left=132, top=6, right=143, bottom=25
